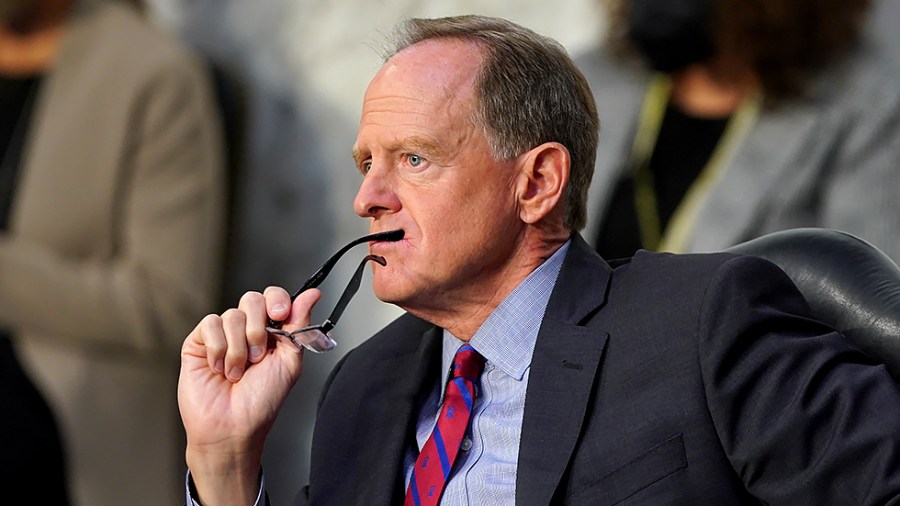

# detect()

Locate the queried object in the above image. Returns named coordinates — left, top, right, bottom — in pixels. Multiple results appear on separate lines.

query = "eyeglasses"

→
left=265, top=229, right=404, bottom=353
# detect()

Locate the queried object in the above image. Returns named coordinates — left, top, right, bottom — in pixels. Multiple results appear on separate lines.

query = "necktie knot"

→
left=452, top=344, right=484, bottom=382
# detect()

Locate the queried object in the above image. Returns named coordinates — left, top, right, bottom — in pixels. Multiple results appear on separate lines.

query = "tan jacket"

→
left=2, top=1, right=226, bottom=504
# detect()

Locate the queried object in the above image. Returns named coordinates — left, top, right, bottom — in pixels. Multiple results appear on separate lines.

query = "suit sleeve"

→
left=698, top=255, right=900, bottom=504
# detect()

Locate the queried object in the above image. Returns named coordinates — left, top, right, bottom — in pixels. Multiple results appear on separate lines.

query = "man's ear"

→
left=515, top=142, right=570, bottom=225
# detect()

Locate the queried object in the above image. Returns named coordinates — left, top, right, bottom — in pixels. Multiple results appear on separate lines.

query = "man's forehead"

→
left=353, top=38, right=484, bottom=152
left=371, top=38, right=484, bottom=96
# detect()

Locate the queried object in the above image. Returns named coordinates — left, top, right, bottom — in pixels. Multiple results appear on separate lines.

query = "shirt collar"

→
left=441, top=240, right=570, bottom=382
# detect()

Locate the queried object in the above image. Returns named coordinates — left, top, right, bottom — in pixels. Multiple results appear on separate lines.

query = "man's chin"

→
left=372, top=282, right=423, bottom=315
left=372, top=284, right=406, bottom=307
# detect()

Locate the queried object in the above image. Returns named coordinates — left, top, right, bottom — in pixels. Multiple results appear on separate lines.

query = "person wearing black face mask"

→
left=576, top=0, right=900, bottom=263
left=626, top=0, right=715, bottom=73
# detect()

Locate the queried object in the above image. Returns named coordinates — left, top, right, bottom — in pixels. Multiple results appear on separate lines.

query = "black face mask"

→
left=626, top=0, right=716, bottom=72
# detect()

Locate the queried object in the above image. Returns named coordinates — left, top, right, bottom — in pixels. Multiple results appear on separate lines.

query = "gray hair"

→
left=384, top=15, right=600, bottom=231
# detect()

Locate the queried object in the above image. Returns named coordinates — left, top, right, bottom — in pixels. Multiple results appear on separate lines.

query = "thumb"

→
left=271, top=289, right=322, bottom=376
left=286, top=288, right=321, bottom=328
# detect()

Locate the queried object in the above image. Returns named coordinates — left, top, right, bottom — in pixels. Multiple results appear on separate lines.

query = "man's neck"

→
left=409, top=229, right=570, bottom=341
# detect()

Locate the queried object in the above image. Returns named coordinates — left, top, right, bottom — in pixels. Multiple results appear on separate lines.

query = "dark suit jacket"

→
left=299, top=234, right=900, bottom=505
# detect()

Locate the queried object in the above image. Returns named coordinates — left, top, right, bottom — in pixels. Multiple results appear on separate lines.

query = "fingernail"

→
left=272, top=303, right=288, bottom=313
left=249, top=346, right=264, bottom=360
left=227, top=367, right=242, bottom=381
left=214, top=359, right=224, bottom=373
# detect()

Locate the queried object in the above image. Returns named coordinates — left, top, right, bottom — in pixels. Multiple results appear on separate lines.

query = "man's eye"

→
left=408, top=154, right=423, bottom=167
left=362, top=162, right=372, bottom=174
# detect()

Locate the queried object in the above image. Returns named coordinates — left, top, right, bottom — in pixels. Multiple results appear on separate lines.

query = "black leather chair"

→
left=726, top=228, right=900, bottom=378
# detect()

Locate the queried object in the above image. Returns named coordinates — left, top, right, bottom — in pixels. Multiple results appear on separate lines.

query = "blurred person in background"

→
left=0, top=0, right=225, bottom=503
left=577, top=0, right=900, bottom=261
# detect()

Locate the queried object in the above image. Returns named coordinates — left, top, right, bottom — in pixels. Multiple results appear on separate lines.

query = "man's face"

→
left=353, top=38, right=524, bottom=316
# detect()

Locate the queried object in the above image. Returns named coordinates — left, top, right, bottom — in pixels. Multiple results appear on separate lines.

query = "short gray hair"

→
left=384, top=15, right=600, bottom=231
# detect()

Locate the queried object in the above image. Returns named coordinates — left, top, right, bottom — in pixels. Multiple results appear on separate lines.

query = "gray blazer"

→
left=576, top=38, right=900, bottom=261
left=3, top=1, right=226, bottom=504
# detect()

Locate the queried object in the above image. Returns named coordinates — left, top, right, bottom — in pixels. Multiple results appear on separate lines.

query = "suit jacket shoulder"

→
left=535, top=239, right=900, bottom=505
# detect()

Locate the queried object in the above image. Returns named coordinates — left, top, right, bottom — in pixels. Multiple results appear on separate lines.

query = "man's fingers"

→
left=221, top=308, right=249, bottom=382
left=239, top=291, right=269, bottom=363
left=263, top=286, right=293, bottom=324
left=185, top=287, right=316, bottom=381
left=195, top=313, right=227, bottom=374
left=263, top=285, right=321, bottom=333
left=286, top=289, right=321, bottom=327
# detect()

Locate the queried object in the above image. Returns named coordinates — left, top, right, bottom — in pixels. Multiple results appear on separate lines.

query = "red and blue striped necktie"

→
left=404, top=343, right=485, bottom=506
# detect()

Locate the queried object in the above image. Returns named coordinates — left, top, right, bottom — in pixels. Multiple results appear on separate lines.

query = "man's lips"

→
left=367, top=229, right=404, bottom=242
left=368, top=229, right=405, bottom=253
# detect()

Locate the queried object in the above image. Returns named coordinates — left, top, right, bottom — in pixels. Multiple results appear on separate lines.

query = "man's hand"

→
left=178, top=287, right=320, bottom=505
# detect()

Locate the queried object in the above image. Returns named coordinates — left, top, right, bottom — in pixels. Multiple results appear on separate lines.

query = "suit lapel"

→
left=516, top=235, right=612, bottom=506
left=354, top=324, right=443, bottom=505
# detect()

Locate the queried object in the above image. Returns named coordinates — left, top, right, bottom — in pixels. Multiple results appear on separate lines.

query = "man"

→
left=179, top=15, right=900, bottom=505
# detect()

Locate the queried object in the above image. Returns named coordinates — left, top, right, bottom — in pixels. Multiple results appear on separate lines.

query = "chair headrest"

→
left=726, top=228, right=900, bottom=378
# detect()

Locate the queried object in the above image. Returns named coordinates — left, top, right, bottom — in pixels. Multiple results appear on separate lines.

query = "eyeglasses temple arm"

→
left=289, top=229, right=403, bottom=300
left=268, top=230, right=402, bottom=330
left=323, top=255, right=385, bottom=330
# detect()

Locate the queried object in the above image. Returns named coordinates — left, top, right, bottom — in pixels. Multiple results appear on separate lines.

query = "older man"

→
left=179, top=15, right=900, bottom=505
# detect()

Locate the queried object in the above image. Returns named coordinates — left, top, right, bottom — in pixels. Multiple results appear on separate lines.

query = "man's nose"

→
left=354, top=164, right=400, bottom=218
